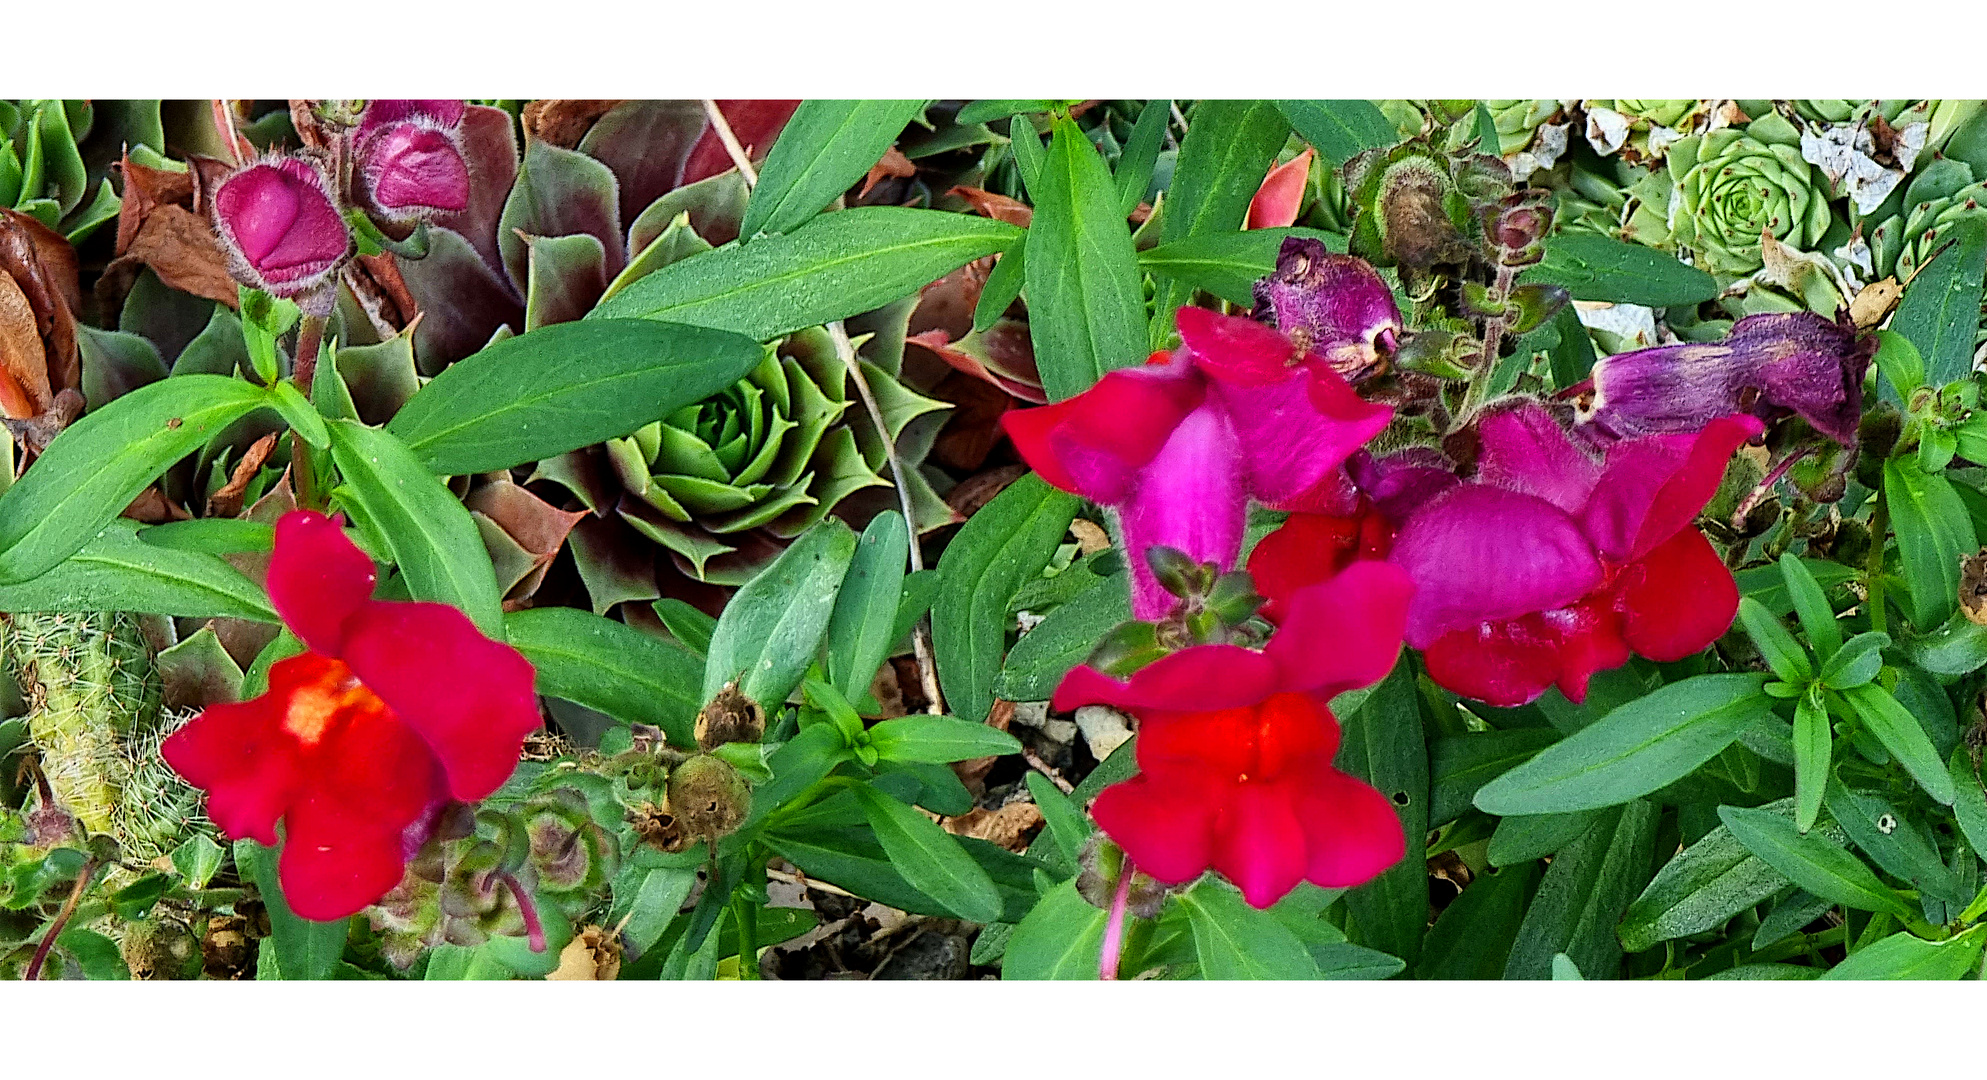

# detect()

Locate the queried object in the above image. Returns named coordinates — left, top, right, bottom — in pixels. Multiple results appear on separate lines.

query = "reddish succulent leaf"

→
left=435, top=105, right=524, bottom=279
left=948, top=185, right=1033, bottom=228
left=681, top=100, right=800, bottom=186
left=907, top=322, right=1047, bottom=404
left=521, top=99, right=623, bottom=149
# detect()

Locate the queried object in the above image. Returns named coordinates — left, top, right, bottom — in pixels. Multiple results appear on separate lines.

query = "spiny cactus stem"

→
left=700, top=101, right=759, bottom=189
left=23, top=858, right=97, bottom=982
left=1098, top=856, right=1137, bottom=982
left=493, top=871, right=546, bottom=954
left=828, top=319, right=946, bottom=715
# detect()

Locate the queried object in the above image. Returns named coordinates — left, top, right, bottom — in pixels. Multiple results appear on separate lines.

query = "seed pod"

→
left=695, top=681, right=766, bottom=751
left=666, top=754, right=751, bottom=843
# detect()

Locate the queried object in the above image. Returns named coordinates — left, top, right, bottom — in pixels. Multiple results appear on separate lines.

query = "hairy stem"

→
left=24, top=858, right=96, bottom=981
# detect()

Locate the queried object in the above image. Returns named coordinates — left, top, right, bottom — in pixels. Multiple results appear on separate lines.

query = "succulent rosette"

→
left=1667, top=123, right=1831, bottom=276
left=1871, top=178, right=1987, bottom=282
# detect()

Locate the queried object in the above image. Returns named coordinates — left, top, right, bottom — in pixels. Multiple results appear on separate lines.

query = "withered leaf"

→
left=207, top=432, right=279, bottom=519
left=860, top=146, right=917, bottom=198
left=0, top=272, right=50, bottom=418
left=523, top=100, right=624, bottom=150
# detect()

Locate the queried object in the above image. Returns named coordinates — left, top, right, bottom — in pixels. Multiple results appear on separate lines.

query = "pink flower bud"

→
left=211, top=155, right=351, bottom=302
left=354, top=100, right=471, bottom=222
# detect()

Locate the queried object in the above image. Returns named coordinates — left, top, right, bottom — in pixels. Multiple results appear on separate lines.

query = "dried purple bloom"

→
left=210, top=155, right=352, bottom=306
left=354, top=100, right=472, bottom=222
left=1574, top=312, right=1874, bottom=447
left=1251, top=238, right=1403, bottom=381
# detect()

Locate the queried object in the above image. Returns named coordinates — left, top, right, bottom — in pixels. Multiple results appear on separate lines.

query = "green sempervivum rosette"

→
left=0, top=100, right=163, bottom=243
left=1668, top=119, right=1831, bottom=275
left=1867, top=160, right=1987, bottom=281
left=1484, top=100, right=1562, bottom=157
left=544, top=315, right=948, bottom=589
left=1611, top=100, right=1702, bottom=131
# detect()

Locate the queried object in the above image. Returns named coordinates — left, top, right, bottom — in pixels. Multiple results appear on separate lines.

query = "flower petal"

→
left=1580, top=414, right=1761, bottom=562
left=1546, top=602, right=1631, bottom=704
left=1092, top=775, right=1217, bottom=886
left=267, top=511, right=378, bottom=657
left=1419, top=618, right=1564, bottom=708
left=1391, top=485, right=1602, bottom=647
left=339, top=600, right=540, bottom=802
left=278, top=798, right=421, bottom=922
left=1052, top=644, right=1283, bottom=715
left=161, top=687, right=302, bottom=847
left=1266, top=561, right=1414, bottom=699
left=1295, top=768, right=1406, bottom=889
left=1120, top=404, right=1249, bottom=619
left=1000, top=356, right=1203, bottom=501
left=1474, top=401, right=1601, bottom=513
left=1251, top=240, right=1403, bottom=355
left=1619, top=527, right=1739, bottom=661
left=1247, top=150, right=1313, bottom=231
left=1177, top=305, right=1305, bottom=386
left=1247, top=509, right=1390, bottom=622
left=1213, top=781, right=1310, bottom=908
left=1350, top=448, right=1458, bottom=523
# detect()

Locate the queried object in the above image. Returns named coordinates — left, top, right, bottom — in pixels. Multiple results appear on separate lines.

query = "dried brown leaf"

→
left=861, top=146, right=917, bottom=198
left=207, top=433, right=279, bottom=519
left=947, top=185, right=1033, bottom=228
left=0, top=273, right=49, bottom=419
left=522, top=100, right=624, bottom=149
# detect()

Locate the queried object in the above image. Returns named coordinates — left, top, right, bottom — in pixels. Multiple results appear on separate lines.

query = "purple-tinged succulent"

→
left=1250, top=237, right=1403, bottom=381
left=209, top=154, right=351, bottom=308
left=1572, top=312, right=1874, bottom=447
left=355, top=100, right=472, bottom=222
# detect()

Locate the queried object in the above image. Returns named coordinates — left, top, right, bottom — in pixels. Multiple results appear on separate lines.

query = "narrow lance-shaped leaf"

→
left=1892, top=217, right=1987, bottom=388
left=1275, top=100, right=1397, bottom=169
left=0, top=375, right=270, bottom=583
left=1717, top=805, right=1917, bottom=919
left=823, top=511, right=908, bottom=703
left=850, top=783, right=1003, bottom=924
left=590, top=207, right=1019, bottom=342
left=325, top=419, right=504, bottom=635
left=1840, top=682, right=1957, bottom=805
left=741, top=99, right=927, bottom=239
left=1177, top=880, right=1323, bottom=980
left=867, top=715, right=1022, bottom=764
left=1792, top=690, right=1830, bottom=833
left=1150, top=100, right=1289, bottom=345
left=0, top=519, right=275, bottom=622
left=505, top=607, right=704, bottom=749
left=702, top=519, right=858, bottom=708
left=1779, top=551, right=1842, bottom=661
left=1518, top=232, right=1720, bottom=308
left=1474, top=674, right=1774, bottom=816
left=931, top=474, right=1080, bottom=723
left=1024, top=116, right=1147, bottom=402
left=1114, top=100, right=1170, bottom=217
left=1736, top=597, right=1811, bottom=684
left=1884, top=457, right=1976, bottom=631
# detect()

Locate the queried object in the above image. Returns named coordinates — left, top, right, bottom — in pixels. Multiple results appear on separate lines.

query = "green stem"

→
left=732, top=891, right=760, bottom=980
left=1866, top=492, right=1889, bottom=637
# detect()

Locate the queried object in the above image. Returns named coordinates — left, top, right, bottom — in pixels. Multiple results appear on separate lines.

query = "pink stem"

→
left=1098, top=859, right=1137, bottom=981
left=24, top=859, right=95, bottom=981
left=497, top=872, right=547, bottom=954
left=1732, top=445, right=1814, bottom=529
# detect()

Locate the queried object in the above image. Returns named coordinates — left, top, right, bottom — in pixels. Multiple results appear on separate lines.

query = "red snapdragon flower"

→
left=1388, top=403, right=1761, bottom=707
left=162, top=511, right=541, bottom=921
left=1054, top=562, right=1415, bottom=908
left=1003, top=304, right=1395, bottom=619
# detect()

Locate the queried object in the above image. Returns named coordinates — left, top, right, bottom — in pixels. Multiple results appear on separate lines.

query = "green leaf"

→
left=954, top=100, right=1059, bottom=125
left=1024, top=116, right=1147, bottom=403
left=591, top=207, right=1020, bottom=342
left=932, top=474, right=1080, bottom=724
left=1738, top=557, right=1857, bottom=618
left=1429, top=728, right=1562, bottom=827
left=267, top=380, right=329, bottom=449
left=1275, top=100, right=1398, bottom=168
left=1717, top=805, right=1916, bottom=918
left=1001, top=877, right=1106, bottom=980
left=993, top=577, right=1131, bottom=702
left=652, top=598, right=715, bottom=657
left=867, top=715, right=1021, bottom=764
left=1793, top=690, right=1830, bottom=833
left=1334, top=657, right=1427, bottom=969
left=1892, top=217, right=1987, bottom=387
left=972, top=241, right=1026, bottom=333
left=703, top=519, right=857, bottom=708
left=1024, top=770, right=1092, bottom=873
left=1736, top=597, right=1812, bottom=685
left=325, top=419, right=503, bottom=635
left=386, top=320, right=764, bottom=476
left=1138, top=227, right=1347, bottom=307
left=850, top=783, right=1003, bottom=924
left=1114, top=100, right=1170, bottom=217
left=139, top=518, right=274, bottom=555
left=0, top=375, right=269, bottom=583
left=1818, top=631, right=1887, bottom=690
left=237, top=839, right=347, bottom=981
left=1822, top=927, right=1986, bottom=980
left=1841, top=683, right=1958, bottom=805
left=824, top=510, right=908, bottom=703
left=0, top=519, right=273, bottom=621
left=170, top=834, right=225, bottom=891
left=1474, top=673, right=1773, bottom=816
left=742, top=99, right=926, bottom=238
left=1415, top=862, right=1541, bottom=980
left=1149, top=100, right=1290, bottom=345
left=1884, top=458, right=1977, bottom=630
left=1177, top=879, right=1324, bottom=980
left=1550, top=954, right=1584, bottom=980
left=1826, top=783, right=1972, bottom=906
left=1518, top=232, right=1720, bottom=307
left=1008, top=120, right=1045, bottom=197
left=1488, top=811, right=1600, bottom=867
left=1504, top=801, right=1659, bottom=979
left=1872, top=329, right=1925, bottom=404
left=1951, top=748, right=1987, bottom=856
left=505, top=607, right=703, bottom=749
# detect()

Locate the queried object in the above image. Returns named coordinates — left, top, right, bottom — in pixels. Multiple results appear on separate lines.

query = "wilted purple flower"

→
left=1251, top=237, right=1403, bottom=381
left=211, top=155, right=352, bottom=303
left=1573, top=312, right=1874, bottom=447
left=355, top=99, right=471, bottom=221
